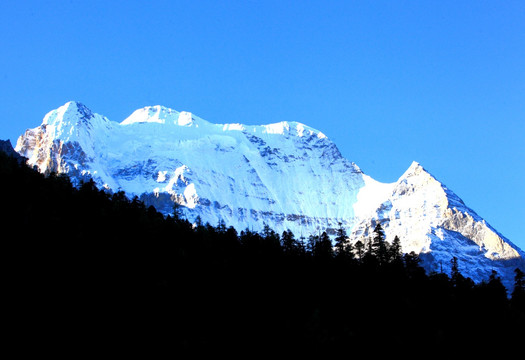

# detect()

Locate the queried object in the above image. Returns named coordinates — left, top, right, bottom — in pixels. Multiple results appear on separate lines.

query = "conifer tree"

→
left=486, top=270, right=508, bottom=304
left=403, top=251, right=422, bottom=278
left=511, top=268, right=525, bottom=310
left=297, top=235, right=307, bottom=256
left=450, top=256, right=461, bottom=285
left=217, top=218, right=227, bottom=233
left=281, top=229, right=297, bottom=254
left=262, top=223, right=280, bottom=245
left=371, top=223, right=388, bottom=265
left=314, top=231, right=333, bottom=259
left=306, top=234, right=318, bottom=255
left=344, top=240, right=355, bottom=261
left=389, top=235, right=403, bottom=264
left=334, top=223, right=349, bottom=258
left=354, top=240, right=364, bottom=262
left=172, top=201, right=183, bottom=221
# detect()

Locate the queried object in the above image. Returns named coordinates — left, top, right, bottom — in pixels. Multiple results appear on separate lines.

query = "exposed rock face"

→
left=15, top=101, right=525, bottom=289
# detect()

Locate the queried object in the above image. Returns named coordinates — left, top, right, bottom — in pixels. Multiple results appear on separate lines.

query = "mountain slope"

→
left=15, top=101, right=524, bottom=288
left=350, top=161, right=524, bottom=288
left=16, top=101, right=368, bottom=235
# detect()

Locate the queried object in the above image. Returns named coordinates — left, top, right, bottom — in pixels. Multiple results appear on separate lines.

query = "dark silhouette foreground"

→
left=1, top=151, right=524, bottom=354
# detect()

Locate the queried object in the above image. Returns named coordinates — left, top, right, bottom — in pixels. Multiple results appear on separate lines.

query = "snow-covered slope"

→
left=350, top=161, right=524, bottom=289
left=16, top=101, right=524, bottom=288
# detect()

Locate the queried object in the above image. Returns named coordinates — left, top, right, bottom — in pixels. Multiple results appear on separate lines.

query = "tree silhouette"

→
left=313, top=231, right=333, bottom=259
left=354, top=240, right=365, bottom=262
left=334, top=223, right=349, bottom=258
left=450, top=256, right=461, bottom=284
left=281, top=229, right=299, bottom=255
left=403, top=251, right=423, bottom=279
left=172, top=201, right=183, bottom=221
left=511, top=268, right=525, bottom=311
left=389, top=235, right=403, bottom=264
left=371, top=223, right=388, bottom=265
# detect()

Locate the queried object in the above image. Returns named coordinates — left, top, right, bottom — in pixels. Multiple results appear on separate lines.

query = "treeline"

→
left=1, top=151, right=524, bottom=354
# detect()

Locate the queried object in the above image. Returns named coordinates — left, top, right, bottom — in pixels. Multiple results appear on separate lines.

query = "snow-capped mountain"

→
left=15, top=101, right=524, bottom=288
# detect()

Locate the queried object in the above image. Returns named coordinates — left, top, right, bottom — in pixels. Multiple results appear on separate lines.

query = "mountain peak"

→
left=260, top=121, right=327, bottom=139
left=394, top=161, right=447, bottom=203
left=120, top=105, right=202, bottom=127
left=397, top=161, right=444, bottom=188
left=42, top=101, right=94, bottom=127
left=401, top=161, right=425, bottom=177
left=64, top=100, right=91, bottom=112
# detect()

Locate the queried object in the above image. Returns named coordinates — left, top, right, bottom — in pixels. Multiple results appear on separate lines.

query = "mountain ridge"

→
left=14, top=101, right=525, bottom=289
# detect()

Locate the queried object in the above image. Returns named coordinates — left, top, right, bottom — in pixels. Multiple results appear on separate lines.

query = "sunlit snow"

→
left=15, top=101, right=525, bottom=289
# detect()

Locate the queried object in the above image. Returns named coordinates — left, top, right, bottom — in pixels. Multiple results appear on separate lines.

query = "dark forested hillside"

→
left=1, top=150, right=524, bottom=355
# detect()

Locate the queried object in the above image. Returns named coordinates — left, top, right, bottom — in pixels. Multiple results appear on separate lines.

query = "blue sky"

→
left=1, top=1, right=524, bottom=249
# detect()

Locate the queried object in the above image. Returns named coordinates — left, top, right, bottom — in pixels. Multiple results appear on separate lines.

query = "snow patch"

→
left=353, top=175, right=394, bottom=218
left=177, top=112, right=194, bottom=126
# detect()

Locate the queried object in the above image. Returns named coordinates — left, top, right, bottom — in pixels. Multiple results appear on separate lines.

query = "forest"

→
left=1, top=150, right=524, bottom=355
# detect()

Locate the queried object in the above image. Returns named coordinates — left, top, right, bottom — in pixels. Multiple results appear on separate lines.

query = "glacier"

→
left=15, top=101, right=525, bottom=289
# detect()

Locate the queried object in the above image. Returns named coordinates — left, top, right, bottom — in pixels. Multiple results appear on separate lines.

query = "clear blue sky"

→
left=1, top=1, right=524, bottom=249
